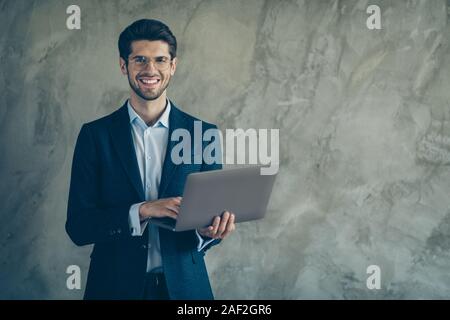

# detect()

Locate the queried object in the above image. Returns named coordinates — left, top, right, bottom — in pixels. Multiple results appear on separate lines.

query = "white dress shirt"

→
left=127, top=99, right=214, bottom=273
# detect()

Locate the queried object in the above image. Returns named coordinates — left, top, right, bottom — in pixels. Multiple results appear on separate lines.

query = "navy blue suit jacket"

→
left=66, top=101, right=222, bottom=300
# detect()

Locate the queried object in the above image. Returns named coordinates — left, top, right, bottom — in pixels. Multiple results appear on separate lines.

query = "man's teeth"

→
left=140, top=79, right=158, bottom=84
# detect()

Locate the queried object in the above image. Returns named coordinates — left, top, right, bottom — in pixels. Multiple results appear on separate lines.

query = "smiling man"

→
left=66, top=19, right=235, bottom=300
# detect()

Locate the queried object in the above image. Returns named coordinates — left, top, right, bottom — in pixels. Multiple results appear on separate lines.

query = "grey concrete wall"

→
left=1, top=0, right=450, bottom=299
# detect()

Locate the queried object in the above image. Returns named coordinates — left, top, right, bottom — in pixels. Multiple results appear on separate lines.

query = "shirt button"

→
left=146, top=183, right=150, bottom=189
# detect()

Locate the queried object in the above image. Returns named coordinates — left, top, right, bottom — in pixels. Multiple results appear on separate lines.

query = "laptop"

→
left=150, top=165, right=277, bottom=232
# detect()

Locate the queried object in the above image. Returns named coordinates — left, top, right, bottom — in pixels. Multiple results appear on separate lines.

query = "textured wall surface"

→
left=1, top=0, right=450, bottom=299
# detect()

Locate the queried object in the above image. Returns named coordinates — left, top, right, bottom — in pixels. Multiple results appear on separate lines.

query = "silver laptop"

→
left=150, top=165, right=277, bottom=232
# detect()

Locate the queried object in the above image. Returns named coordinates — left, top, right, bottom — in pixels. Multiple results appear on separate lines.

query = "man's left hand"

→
left=197, top=211, right=236, bottom=240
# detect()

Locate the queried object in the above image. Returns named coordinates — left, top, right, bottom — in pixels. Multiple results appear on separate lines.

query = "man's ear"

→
left=170, top=57, right=177, bottom=76
left=119, top=57, right=128, bottom=75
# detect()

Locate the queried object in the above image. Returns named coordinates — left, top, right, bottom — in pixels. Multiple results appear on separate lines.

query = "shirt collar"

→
left=127, top=99, right=171, bottom=129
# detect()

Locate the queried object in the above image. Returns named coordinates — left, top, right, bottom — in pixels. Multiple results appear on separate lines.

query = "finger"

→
left=166, top=205, right=179, bottom=214
left=216, top=211, right=230, bottom=238
left=162, top=208, right=178, bottom=219
left=198, top=225, right=212, bottom=233
left=198, top=226, right=214, bottom=238
left=220, top=213, right=235, bottom=239
left=172, top=197, right=182, bottom=205
left=218, top=212, right=233, bottom=238
left=210, top=216, right=221, bottom=238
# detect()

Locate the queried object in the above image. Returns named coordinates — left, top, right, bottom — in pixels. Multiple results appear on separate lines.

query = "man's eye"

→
left=135, top=57, right=146, bottom=63
left=156, top=58, right=167, bottom=63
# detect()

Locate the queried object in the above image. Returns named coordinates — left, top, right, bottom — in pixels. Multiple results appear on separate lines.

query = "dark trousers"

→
left=142, top=272, right=170, bottom=300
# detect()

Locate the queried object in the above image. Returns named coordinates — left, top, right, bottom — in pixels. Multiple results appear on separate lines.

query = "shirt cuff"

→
left=195, top=229, right=216, bottom=252
left=129, top=202, right=149, bottom=236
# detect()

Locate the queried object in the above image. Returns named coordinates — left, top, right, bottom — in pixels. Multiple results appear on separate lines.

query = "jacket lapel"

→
left=108, top=102, right=145, bottom=201
left=158, top=103, right=191, bottom=197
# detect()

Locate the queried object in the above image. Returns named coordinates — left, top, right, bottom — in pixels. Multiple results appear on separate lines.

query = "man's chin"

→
left=135, top=89, right=162, bottom=101
left=140, top=94, right=160, bottom=101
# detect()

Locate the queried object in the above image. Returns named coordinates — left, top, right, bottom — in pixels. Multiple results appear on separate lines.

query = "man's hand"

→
left=138, top=197, right=181, bottom=222
left=197, top=211, right=236, bottom=240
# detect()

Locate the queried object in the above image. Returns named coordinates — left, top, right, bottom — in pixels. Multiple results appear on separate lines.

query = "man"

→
left=66, top=19, right=235, bottom=300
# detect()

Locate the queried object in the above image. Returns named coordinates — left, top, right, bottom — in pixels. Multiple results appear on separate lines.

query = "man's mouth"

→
left=138, top=77, right=161, bottom=88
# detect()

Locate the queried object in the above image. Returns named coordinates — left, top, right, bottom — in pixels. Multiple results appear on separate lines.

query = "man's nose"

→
left=144, top=59, right=158, bottom=72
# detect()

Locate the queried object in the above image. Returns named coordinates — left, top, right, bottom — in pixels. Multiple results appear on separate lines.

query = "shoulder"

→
left=80, top=103, right=127, bottom=134
left=170, top=101, right=218, bottom=131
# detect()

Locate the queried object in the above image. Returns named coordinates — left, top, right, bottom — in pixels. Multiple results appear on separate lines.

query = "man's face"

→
left=120, top=40, right=177, bottom=101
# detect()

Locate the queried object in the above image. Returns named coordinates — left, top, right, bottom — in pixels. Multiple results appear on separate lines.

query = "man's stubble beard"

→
left=127, top=71, right=171, bottom=101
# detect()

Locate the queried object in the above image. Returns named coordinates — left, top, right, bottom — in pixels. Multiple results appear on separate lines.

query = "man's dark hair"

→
left=118, top=19, right=177, bottom=61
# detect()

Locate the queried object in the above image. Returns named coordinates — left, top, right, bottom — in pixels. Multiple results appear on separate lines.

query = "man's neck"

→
left=129, top=91, right=168, bottom=126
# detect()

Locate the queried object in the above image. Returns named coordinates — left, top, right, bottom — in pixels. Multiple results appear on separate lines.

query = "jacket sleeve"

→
left=66, top=124, right=132, bottom=246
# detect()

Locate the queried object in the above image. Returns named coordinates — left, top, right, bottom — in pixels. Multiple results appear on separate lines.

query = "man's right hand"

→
left=138, top=197, right=182, bottom=222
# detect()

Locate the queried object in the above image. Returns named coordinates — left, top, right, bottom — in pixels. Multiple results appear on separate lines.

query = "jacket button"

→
left=110, top=230, right=116, bottom=235
left=141, top=244, right=148, bottom=249
left=117, top=228, right=122, bottom=234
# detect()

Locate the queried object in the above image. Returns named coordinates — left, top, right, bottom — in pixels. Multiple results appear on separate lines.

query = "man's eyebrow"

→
left=129, top=54, right=170, bottom=59
left=151, top=55, right=170, bottom=60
